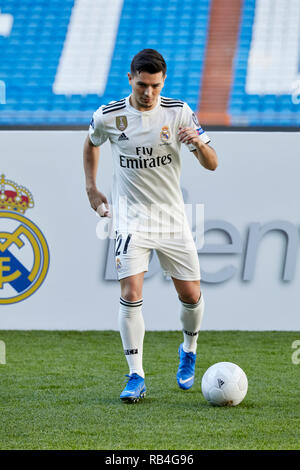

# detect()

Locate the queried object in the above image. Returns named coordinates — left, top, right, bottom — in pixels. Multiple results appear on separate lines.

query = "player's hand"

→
left=178, top=127, right=202, bottom=148
left=86, top=187, right=111, bottom=217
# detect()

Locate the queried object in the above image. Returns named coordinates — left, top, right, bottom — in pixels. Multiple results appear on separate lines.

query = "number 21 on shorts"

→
left=115, top=233, right=132, bottom=256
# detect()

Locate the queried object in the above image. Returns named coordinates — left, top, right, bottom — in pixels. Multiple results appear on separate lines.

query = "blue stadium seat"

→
left=0, top=0, right=213, bottom=125
left=2, top=0, right=296, bottom=126
left=228, top=0, right=300, bottom=125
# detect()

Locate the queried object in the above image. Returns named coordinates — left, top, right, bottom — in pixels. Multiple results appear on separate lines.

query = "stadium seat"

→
left=229, top=0, right=300, bottom=126
left=1, top=0, right=299, bottom=126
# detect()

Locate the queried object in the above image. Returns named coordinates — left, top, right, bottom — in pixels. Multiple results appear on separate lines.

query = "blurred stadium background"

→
left=1, top=0, right=300, bottom=128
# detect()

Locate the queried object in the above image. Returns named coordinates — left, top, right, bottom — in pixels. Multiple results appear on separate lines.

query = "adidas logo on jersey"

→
left=118, top=133, right=129, bottom=141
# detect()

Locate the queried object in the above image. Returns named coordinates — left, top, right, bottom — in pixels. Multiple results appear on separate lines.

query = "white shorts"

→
left=114, top=231, right=201, bottom=281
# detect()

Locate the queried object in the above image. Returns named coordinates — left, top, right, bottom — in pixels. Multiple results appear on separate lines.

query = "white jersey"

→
left=89, top=95, right=211, bottom=234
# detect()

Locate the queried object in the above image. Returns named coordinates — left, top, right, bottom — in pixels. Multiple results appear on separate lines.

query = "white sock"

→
left=118, top=297, right=145, bottom=378
left=179, top=294, right=205, bottom=354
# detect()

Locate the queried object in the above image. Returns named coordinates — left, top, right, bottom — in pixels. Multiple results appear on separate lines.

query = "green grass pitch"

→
left=0, top=330, right=299, bottom=450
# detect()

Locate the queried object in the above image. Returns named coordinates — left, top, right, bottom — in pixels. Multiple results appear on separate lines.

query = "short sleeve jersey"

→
left=89, top=95, right=211, bottom=234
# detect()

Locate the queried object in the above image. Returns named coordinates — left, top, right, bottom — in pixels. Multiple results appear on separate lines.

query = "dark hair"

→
left=131, top=49, right=167, bottom=76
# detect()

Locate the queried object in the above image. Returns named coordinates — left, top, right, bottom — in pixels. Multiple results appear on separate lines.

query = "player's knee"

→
left=121, top=289, right=143, bottom=302
left=179, top=291, right=201, bottom=305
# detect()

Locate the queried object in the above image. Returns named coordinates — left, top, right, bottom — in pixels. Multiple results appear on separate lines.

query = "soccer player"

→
left=83, top=49, right=218, bottom=403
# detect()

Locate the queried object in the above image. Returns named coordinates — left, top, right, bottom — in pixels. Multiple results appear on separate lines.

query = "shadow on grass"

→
left=97, top=395, right=157, bottom=407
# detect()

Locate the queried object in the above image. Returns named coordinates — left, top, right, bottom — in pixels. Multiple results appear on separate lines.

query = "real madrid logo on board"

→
left=0, top=174, right=50, bottom=305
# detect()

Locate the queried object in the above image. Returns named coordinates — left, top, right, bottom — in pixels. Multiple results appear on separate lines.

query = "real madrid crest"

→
left=116, top=257, right=122, bottom=270
left=0, top=174, right=50, bottom=304
left=160, top=125, right=170, bottom=143
left=116, top=116, right=128, bottom=132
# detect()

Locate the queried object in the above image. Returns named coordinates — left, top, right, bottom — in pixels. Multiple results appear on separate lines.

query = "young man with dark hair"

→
left=130, top=48, right=167, bottom=76
left=83, top=49, right=218, bottom=403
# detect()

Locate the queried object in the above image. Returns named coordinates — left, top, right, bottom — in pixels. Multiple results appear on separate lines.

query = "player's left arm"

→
left=178, top=127, right=218, bottom=171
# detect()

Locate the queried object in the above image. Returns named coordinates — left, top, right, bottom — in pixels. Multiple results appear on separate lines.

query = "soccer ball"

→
left=201, top=362, right=248, bottom=406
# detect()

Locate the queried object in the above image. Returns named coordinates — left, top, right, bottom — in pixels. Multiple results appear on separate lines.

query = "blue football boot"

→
left=176, top=343, right=196, bottom=390
left=120, top=373, right=146, bottom=403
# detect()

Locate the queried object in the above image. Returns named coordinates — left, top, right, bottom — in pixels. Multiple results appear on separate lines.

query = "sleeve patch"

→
left=192, top=112, right=200, bottom=126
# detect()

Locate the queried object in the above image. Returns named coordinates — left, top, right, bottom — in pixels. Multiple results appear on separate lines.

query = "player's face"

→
left=128, top=71, right=166, bottom=111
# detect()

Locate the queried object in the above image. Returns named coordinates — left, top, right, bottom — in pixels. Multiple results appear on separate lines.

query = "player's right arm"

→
left=83, top=109, right=110, bottom=215
left=83, top=136, right=109, bottom=212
